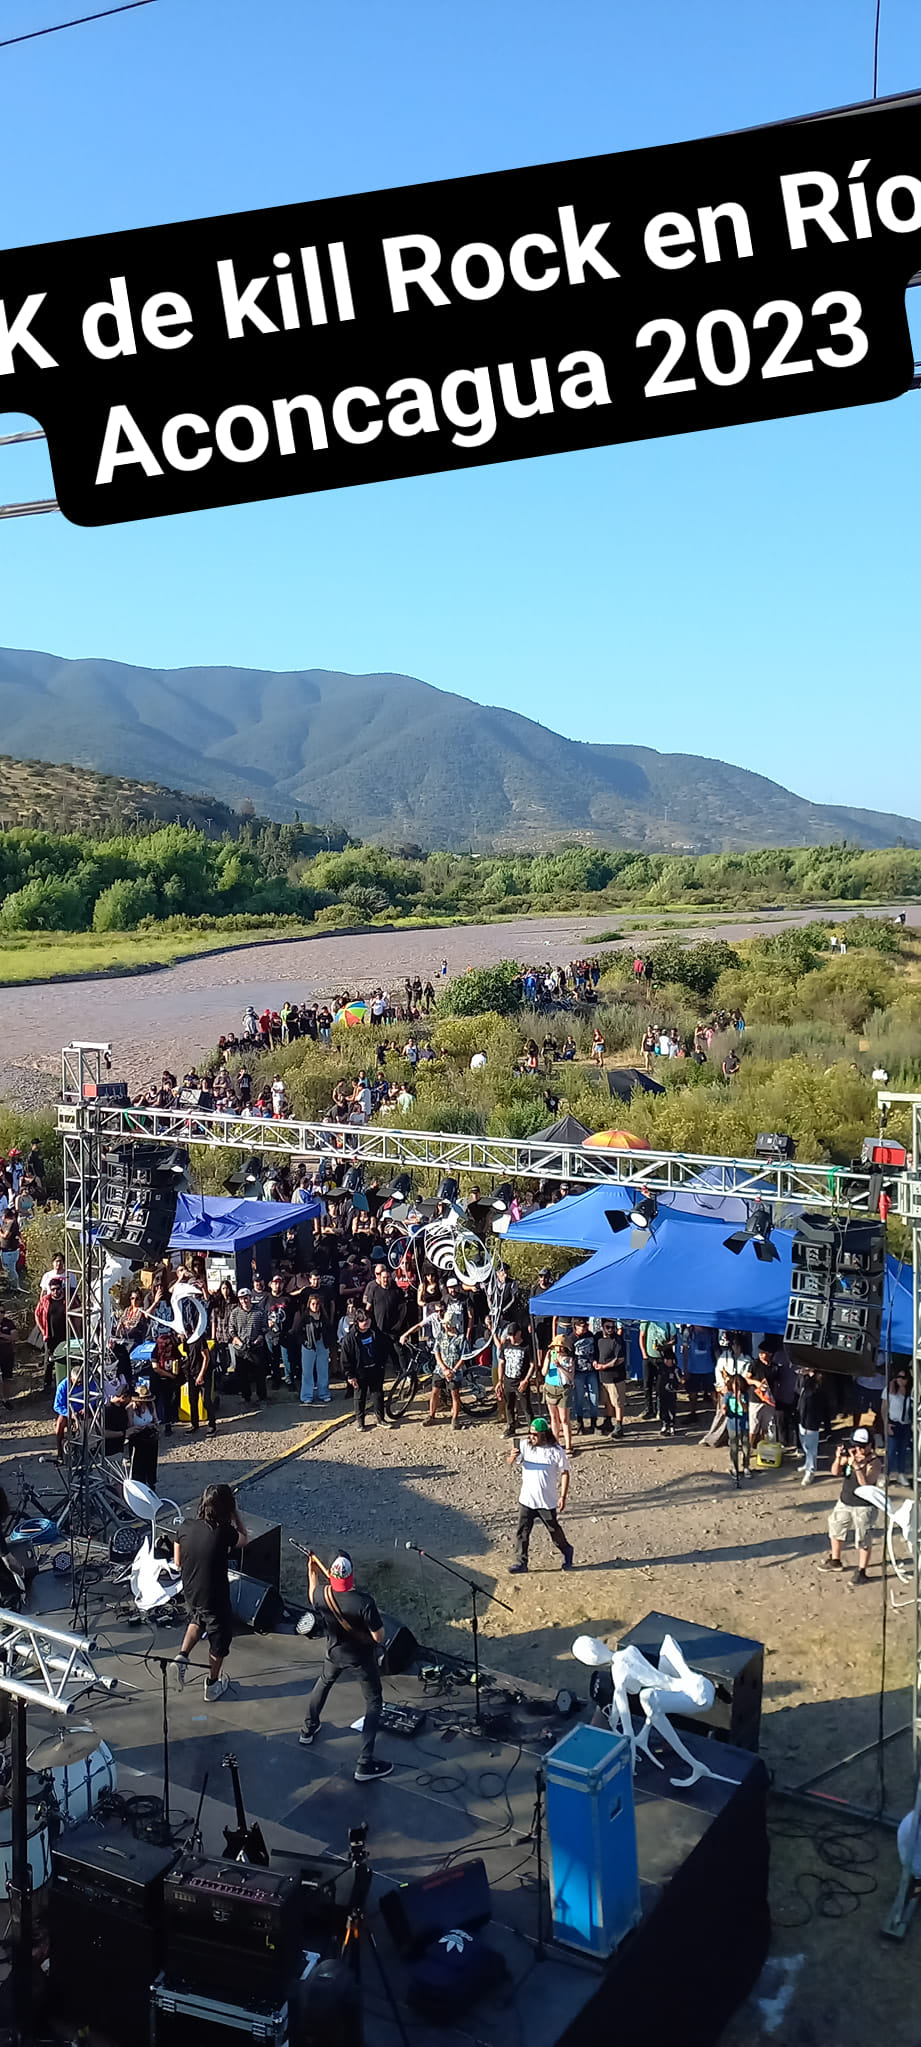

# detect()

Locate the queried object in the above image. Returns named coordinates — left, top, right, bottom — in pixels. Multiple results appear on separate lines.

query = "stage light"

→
left=491, top=1182, right=515, bottom=1212
left=224, top=1153, right=265, bottom=1197
left=160, top=1147, right=191, bottom=1189
left=384, top=1172, right=414, bottom=1201
left=437, top=1175, right=460, bottom=1206
left=724, top=1201, right=780, bottom=1263
left=754, top=1131, right=796, bottom=1162
left=629, top=1195, right=657, bottom=1230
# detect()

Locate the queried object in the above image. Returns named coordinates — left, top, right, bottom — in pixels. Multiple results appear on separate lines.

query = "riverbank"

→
left=0, top=903, right=918, bottom=1110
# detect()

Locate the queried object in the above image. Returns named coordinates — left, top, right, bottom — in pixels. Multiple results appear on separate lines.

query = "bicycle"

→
left=387, top=1340, right=497, bottom=1420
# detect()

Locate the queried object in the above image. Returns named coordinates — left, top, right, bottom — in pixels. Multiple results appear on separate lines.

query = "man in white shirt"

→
left=40, top=1253, right=77, bottom=1298
left=508, top=1416, right=573, bottom=1574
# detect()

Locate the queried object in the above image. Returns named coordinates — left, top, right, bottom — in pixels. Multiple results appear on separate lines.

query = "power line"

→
left=873, top=0, right=882, bottom=96
left=0, top=1, right=156, bottom=53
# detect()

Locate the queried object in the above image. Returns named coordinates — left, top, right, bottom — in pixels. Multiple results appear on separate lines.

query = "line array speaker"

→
left=98, top=1142, right=183, bottom=1262
left=785, top=1214, right=885, bottom=1358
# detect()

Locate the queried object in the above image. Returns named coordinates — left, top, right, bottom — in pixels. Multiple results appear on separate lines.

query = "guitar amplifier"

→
left=50, top=1824, right=180, bottom=2043
left=163, top=1860, right=301, bottom=2000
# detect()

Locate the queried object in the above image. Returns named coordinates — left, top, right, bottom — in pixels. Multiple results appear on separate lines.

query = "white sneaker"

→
left=204, top=1676, right=230, bottom=1703
left=801, top=1472, right=815, bottom=1486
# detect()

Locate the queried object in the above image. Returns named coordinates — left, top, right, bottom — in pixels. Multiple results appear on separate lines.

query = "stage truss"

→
left=57, top=1051, right=921, bottom=1926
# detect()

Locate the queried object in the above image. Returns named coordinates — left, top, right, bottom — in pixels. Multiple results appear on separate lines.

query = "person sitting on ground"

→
left=819, top=1429, right=881, bottom=1588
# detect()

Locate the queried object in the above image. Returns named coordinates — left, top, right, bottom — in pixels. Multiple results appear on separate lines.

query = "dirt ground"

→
left=2, top=1347, right=917, bottom=2046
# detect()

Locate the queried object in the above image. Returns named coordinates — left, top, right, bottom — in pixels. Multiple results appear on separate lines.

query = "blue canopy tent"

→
left=168, top=1193, right=320, bottom=1253
left=504, top=1170, right=804, bottom=1249
left=528, top=1206, right=914, bottom=1353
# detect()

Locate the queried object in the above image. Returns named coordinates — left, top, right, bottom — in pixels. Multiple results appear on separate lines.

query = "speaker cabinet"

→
left=617, top=1611, right=764, bottom=1753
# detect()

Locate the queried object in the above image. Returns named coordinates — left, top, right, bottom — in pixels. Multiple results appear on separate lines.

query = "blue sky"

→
left=1, top=0, right=919, bottom=817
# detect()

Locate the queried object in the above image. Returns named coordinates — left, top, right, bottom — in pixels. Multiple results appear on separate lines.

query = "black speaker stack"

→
left=49, top=1822, right=180, bottom=2045
left=49, top=1825, right=336, bottom=2047
left=785, top=1213, right=886, bottom=1359
left=98, top=1142, right=182, bottom=1262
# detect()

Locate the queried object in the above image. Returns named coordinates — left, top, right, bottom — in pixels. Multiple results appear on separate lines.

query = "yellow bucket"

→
left=755, top=1439, right=783, bottom=1469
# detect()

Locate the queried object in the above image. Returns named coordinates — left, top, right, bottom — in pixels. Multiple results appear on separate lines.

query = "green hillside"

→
left=0, top=646, right=919, bottom=853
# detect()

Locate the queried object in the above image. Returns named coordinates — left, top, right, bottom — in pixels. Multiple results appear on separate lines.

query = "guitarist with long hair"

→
left=298, top=1551, right=393, bottom=1783
left=173, top=1483, right=247, bottom=1702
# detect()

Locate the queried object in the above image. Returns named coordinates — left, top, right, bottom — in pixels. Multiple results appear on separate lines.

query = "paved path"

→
left=0, top=903, right=916, bottom=1100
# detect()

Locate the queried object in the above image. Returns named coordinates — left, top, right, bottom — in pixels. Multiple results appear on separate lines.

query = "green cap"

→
left=530, top=1416, right=550, bottom=1434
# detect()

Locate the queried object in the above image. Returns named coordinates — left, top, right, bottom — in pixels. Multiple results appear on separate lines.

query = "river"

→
left=1, top=903, right=916, bottom=1105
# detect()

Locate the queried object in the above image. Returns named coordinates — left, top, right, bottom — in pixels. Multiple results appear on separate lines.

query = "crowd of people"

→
left=29, top=1135, right=909, bottom=1598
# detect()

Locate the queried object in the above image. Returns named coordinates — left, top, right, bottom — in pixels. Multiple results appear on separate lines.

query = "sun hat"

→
left=329, top=1553, right=354, bottom=1591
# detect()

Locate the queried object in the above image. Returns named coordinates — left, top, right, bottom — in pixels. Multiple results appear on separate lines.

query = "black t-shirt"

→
left=178, top=1519, right=234, bottom=1616
left=314, top=1584, right=382, bottom=1665
left=597, top=1332, right=626, bottom=1377
left=363, top=1280, right=404, bottom=1337
left=104, top=1401, right=129, bottom=1444
left=572, top=1332, right=598, bottom=1372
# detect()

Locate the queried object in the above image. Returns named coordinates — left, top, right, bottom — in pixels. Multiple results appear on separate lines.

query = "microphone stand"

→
left=406, top=1545, right=512, bottom=1727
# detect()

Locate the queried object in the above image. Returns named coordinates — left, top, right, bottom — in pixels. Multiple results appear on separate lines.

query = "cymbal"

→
left=28, top=1724, right=98, bottom=1770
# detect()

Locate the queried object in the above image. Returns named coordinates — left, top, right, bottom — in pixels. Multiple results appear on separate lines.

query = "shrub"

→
left=646, top=939, right=740, bottom=998
left=438, top=961, right=521, bottom=1017
left=836, top=914, right=900, bottom=954
left=431, top=1013, right=518, bottom=1062
left=313, top=903, right=365, bottom=928
left=487, top=1100, right=549, bottom=1139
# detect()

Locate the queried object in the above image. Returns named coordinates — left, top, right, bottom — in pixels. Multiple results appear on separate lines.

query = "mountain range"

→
left=0, top=645, right=917, bottom=854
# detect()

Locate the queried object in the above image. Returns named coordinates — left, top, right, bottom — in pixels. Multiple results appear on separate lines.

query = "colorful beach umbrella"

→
left=583, top=1129, right=648, bottom=1150
left=334, top=1001, right=367, bottom=1027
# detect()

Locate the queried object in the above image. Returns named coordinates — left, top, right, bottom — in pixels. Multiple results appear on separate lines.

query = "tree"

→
left=0, top=877, right=86, bottom=931
left=92, top=878, right=160, bottom=930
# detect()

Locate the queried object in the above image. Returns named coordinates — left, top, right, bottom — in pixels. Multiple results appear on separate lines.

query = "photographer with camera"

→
left=818, top=1427, right=881, bottom=1589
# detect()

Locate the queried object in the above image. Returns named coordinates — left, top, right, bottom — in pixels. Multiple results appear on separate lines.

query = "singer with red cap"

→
left=298, top=1549, right=393, bottom=1782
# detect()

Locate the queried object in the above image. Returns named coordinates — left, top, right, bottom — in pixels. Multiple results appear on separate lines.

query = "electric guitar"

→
left=221, top=1752, right=270, bottom=1866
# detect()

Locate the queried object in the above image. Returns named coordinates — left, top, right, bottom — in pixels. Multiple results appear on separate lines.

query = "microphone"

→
left=405, top=1540, right=423, bottom=1555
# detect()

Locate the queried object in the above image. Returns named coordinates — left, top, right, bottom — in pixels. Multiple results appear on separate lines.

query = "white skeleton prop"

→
left=572, top=1633, right=738, bottom=1789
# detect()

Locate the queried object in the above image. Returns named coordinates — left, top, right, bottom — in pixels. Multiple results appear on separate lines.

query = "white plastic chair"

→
left=855, top=1483, right=915, bottom=1595
left=122, top=1478, right=184, bottom=1613
left=122, top=1476, right=182, bottom=1540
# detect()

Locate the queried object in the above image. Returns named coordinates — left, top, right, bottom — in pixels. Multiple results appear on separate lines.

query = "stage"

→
left=14, top=1570, right=770, bottom=2047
